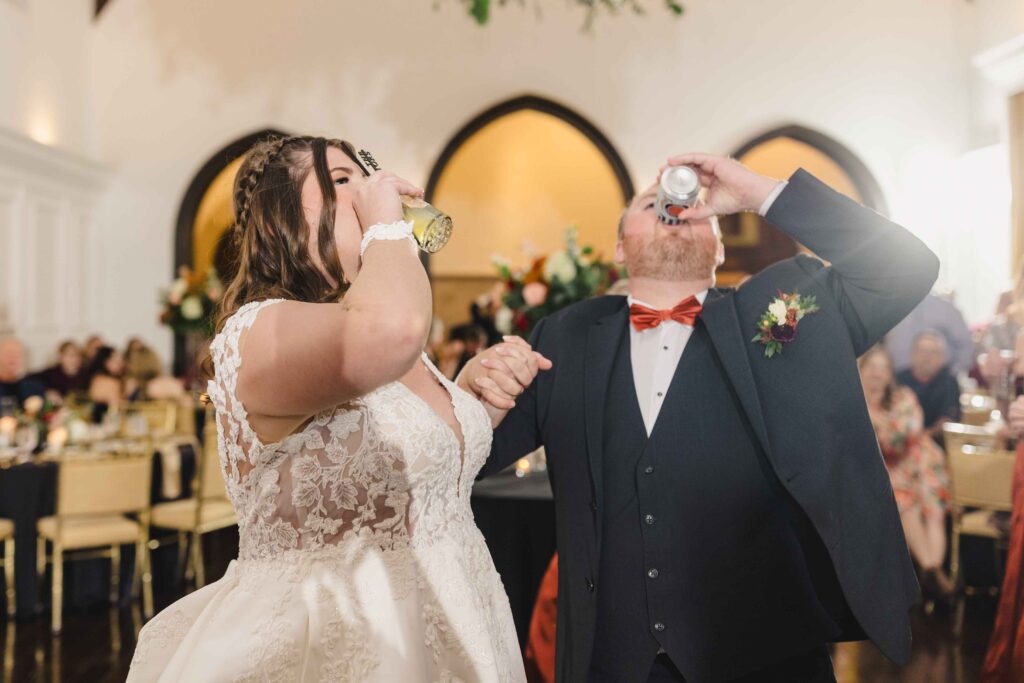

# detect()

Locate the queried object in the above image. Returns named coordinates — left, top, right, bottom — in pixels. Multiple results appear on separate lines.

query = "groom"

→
left=459, top=153, right=937, bottom=683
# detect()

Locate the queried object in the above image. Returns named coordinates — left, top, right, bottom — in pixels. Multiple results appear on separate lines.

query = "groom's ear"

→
left=615, top=239, right=625, bottom=264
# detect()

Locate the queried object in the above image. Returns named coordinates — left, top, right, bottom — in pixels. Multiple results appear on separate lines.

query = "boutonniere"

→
left=752, top=291, right=820, bottom=358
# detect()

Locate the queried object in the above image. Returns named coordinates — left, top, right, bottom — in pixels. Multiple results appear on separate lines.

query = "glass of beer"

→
left=401, top=196, right=453, bottom=254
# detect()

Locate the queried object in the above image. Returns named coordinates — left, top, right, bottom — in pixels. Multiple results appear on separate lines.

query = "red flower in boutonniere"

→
left=752, top=291, right=820, bottom=358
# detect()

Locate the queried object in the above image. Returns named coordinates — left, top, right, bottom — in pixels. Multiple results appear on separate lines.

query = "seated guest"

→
left=860, top=346, right=953, bottom=598
left=129, top=345, right=185, bottom=399
left=896, top=331, right=962, bottom=440
left=32, top=340, right=85, bottom=399
left=126, top=340, right=161, bottom=387
left=87, top=346, right=135, bottom=422
left=887, top=291, right=973, bottom=375
left=0, top=337, right=45, bottom=408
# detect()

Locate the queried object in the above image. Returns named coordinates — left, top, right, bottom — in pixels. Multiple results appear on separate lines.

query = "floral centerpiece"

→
left=159, top=265, right=223, bottom=336
left=492, top=227, right=624, bottom=338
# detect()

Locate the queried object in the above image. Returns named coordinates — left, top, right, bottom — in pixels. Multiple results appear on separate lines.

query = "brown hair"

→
left=202, top=135, right=356, bottom=378
left=858, top=344, right=897, bottom=411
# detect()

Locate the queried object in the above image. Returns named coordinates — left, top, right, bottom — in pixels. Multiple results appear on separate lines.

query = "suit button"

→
left=647, top=568, right=659, bottom=579
left=590, top=500, right=598, bottom=512
left=645, top=514, right=656, bottom=525
left=654, top=622, right=666, bottom=632
left=644, top=466, right=654, bottom=475
left=585, top=577, right=595, bottom=592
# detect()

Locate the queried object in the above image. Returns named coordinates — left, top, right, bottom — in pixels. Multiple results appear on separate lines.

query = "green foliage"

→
left=461, top=0, right=685, bottom=26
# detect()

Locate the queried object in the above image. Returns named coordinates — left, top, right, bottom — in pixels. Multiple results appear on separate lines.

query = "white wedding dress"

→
left=128, top=299, right=525, bottom=682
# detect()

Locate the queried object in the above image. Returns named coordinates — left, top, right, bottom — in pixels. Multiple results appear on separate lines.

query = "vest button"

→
left=654, top=622, right=666, bottom=632
left=585, top=577, right=595, bottom=592
left=645, top=514, right=656, bottom=525
left=644, top=466, right=655, bottom=475
left=648, top=568, right=659, bottom=579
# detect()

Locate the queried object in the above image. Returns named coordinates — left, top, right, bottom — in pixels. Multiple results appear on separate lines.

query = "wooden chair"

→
left=150, top=408, right=235, bottom=588
left=943, top=422, right=1002, bottom=459
left=36, top=450, right=154, bottom=634
left=960, top=393, right=996, bottom=427
left=121, top=400, right=178, bottom=439
left=0, top=518, right=13, bottom=618
left=947, top=443, right=1015, bottom=636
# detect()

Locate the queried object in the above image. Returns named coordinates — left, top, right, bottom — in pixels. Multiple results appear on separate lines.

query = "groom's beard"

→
left=622, top=231, right=718, bottom=282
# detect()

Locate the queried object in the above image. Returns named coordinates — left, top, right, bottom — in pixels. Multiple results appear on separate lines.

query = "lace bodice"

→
left=206, top=299, right=494, bottom=562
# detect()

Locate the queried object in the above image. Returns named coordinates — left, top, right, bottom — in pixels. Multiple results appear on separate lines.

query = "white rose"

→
left=181, top=295, right=203, bottom=320
left=768, top=300, right=788, bottom=324
left=543, top=251, right=577, bottom=284
left=169, top=278, right=188, bottom=300
left=495, top=307, right=514, bottom=335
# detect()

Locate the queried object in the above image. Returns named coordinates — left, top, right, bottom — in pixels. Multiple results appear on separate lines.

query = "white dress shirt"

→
left=628, top=291, right=709, bottom=435
left=627, top=181, right=787, bottom=436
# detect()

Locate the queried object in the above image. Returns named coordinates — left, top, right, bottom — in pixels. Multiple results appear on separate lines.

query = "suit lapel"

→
left=584, top=303, right=629, bottom=516
left=699, top=289, right=773, bottom=458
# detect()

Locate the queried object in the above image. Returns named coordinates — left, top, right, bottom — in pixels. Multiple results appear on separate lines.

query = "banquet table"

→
left=471, top=470, right=556, bottom=648
left=0, top=442, right=196, bottom=619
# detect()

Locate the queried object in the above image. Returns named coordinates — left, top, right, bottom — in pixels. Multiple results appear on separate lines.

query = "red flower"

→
left=515, top=313, right=530, bottom=332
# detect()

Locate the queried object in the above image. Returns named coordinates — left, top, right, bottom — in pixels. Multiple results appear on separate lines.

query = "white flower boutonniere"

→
left=752, top=291, right=820, bottom=358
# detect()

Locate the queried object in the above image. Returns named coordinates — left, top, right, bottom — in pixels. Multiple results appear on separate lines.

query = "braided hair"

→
left=202, top=135, right=355, bottom=379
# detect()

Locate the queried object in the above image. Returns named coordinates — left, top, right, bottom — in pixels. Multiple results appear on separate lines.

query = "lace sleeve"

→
left=207, top=299, right=286, bottom=473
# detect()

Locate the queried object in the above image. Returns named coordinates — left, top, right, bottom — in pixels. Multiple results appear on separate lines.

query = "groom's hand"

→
left=457, top=336, right=552, bottom=411
left=659, top=153, right=783, bottom=222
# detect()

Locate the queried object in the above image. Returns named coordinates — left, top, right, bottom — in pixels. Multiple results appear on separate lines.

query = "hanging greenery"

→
left=462, top=0, right=684, bottom=26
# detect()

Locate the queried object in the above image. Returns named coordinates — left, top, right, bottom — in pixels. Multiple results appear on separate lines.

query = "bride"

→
left=127, top=135, right=549, bottom=682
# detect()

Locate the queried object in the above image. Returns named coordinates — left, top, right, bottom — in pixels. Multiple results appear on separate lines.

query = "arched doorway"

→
left=425, top=95, right=634, bottom=329
left=172, top=128, right=286, bottom=373
left=718, top=124, right=886, bottom=284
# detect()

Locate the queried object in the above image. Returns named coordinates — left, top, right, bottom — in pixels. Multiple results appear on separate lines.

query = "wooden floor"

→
left=0, top=597, right=998, bottom=682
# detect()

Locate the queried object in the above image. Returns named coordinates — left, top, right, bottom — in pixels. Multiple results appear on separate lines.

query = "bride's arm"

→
left=236, top=171, right=433, bottom=431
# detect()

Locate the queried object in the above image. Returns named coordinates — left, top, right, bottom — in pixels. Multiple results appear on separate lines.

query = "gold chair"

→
left=121, top=400, right=178, bottom=439
left=150, top=408, right=235, bottom=588
left=36, top=450, right=154, bottom=634
left=960, top=393, right=996, bottom=427
left=943, top=422, right=1003, bottom=458
left=0, top=518, right=13, bottom=618
left=947, top=443, right=1015, bottom=636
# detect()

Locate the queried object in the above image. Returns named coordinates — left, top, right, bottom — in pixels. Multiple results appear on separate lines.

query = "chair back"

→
left=948, top=444, right=1015, bottom=512
left=56, top=450, right=153, bottom=517
left=943, top=422, right=1002, bottom=457
left=960, top=393, right=996, bottom=427
left=122, top=400, right=177, bottom=438
left=198, top=407, right=229, bottom=501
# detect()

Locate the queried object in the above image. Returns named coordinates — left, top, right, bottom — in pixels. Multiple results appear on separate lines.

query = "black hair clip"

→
left=358, top=150, right=381, bottom=173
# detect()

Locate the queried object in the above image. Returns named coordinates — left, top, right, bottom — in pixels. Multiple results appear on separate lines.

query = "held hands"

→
left=351, top=171, right=424, bottom=231
left=659, top=153, right=783, bottom=222
left=460, top=336, right=553, bottom=412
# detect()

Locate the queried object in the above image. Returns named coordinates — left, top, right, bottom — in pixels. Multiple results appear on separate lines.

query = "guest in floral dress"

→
left=859, top=345, right=953, bottom=598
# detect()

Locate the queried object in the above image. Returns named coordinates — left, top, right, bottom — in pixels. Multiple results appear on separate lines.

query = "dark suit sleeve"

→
left=478, top=317, right=549, bottom=479
left=765, top=169, right=940, bottom=356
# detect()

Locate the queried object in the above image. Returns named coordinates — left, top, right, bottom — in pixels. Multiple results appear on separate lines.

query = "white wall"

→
left=0, top=128, right=108, bottom=368
left=0, top=0, right=1001, bottom=360
left=0, top=0, right=93, bottom=154
left=86, top=0, right=986, bottom=358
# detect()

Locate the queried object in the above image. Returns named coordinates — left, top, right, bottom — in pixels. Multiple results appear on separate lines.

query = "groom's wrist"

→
left=757, top=180, right=788, bottom=216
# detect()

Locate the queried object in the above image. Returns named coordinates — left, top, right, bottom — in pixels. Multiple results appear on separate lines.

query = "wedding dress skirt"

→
left=127, top=300, right=525, bottom=683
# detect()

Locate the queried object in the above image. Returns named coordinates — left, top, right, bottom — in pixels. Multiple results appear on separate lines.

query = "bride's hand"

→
left=351, top=171, right=423, bottom=231
left=458, top=336, right=553, bottom=411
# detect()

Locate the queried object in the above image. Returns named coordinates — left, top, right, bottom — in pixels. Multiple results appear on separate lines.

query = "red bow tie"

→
left=629, top=296, right=703, bottom=331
